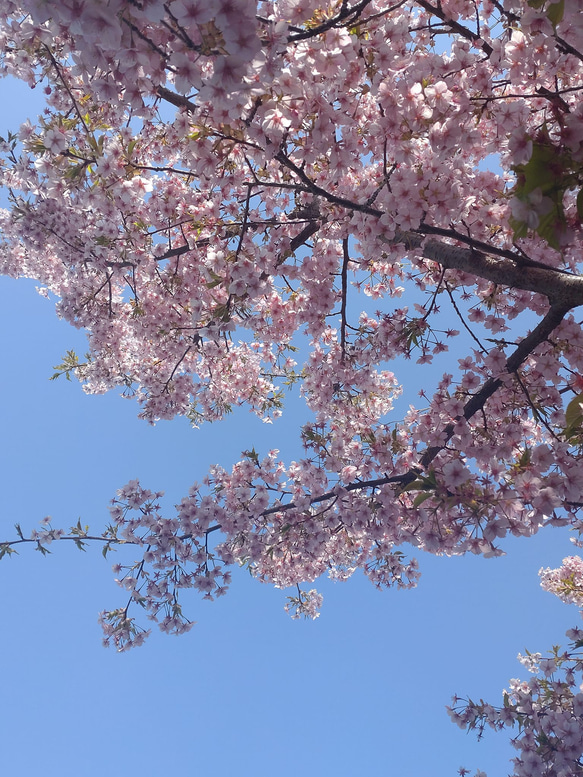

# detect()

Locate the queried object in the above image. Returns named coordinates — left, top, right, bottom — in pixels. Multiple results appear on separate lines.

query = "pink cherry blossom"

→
left=442, top=459, right=472, bottom=488
left=0, top=12, right=582, bottom=771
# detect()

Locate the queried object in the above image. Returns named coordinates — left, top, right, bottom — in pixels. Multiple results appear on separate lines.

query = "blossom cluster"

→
left=540, top=556, right=583, bottom=607
left=0, top=0, right=582, bottom=639
left=98, top=479, right=234, bottom=650
left=450, top=637, right=583, bottom=777
left=450, top=557, right=583, bottom=776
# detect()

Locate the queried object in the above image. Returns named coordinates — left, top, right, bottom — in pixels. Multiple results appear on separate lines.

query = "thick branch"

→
left=156, top=85, right=196, bottom=111
left=275, top=304, right=570, bottom=510
left=408, top=236, right=583, bottom=309
left=419, top=302, right=571, bottom=467
left=275, top=150, right=583, bottom=307
left=414, top=0, right=493, bottom=56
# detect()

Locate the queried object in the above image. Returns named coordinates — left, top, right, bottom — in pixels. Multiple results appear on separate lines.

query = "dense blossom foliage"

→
left=451, top=558, right=583, bottom=777
left=1, top=0, right=583, bottom=771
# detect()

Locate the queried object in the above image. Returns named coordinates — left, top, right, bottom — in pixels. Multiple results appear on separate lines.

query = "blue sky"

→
left=0, top=75, right=580, bottom=777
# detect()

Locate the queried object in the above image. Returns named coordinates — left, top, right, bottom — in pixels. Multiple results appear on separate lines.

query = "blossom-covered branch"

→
left=451, top=557, right=583, bottom=776
left=0, top=0, right=582, bottom=654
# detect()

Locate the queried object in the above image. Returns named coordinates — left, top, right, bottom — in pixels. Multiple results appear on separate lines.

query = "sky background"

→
left=0, top=74, right=581, bottom=777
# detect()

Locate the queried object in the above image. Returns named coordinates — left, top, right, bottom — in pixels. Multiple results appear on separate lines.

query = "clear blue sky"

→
left=0, top=75, right=579, bottom=777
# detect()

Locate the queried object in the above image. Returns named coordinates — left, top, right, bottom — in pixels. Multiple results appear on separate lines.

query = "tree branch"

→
left=414, top=0, right=493, bottom=56
left=420, top=302, right=571, bottom=467
left=408, top=236, right=583, bottom=308
left=275, top=150, right=583, bottom=308
left=287, top=0, right=376, bottom=42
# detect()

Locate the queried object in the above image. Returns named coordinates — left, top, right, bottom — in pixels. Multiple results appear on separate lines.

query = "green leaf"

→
left=514, top=141, right=559, bottom=196
left=0, top=544, right=17, bottom=560
left=64, top=162, right=87, bottom=180
left=50, top=349, right=82, bottom=381
left=413, top=492, right=433, bottom=507
left=565, top=394, right=583, bottom=429
left=401, top=478, right=427, bottom=493
left=563, top=393, right=583, bottom=441
left=71, top=518, right=88, bottom=537
left=423, top=469, right=438, bottom=487
left=205, top=277, right=223, bottom=290
left=209, top=303, right=231, bottom=323
left=204, top=270, right=223, bottom=289
left=95, top=235, right=112, bottom=246
left=535, top=202, right=564, bottom=249
left=546, top=0, right=564, bottom=26
left=242, top=447, right=259, bottom=464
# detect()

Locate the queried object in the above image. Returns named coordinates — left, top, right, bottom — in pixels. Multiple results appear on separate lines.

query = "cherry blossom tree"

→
left=0, top=0, right=583, bottom=771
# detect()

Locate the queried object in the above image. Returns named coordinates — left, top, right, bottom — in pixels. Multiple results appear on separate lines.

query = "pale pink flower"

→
left=442, top=460, right=472, bottom=488
left=43, top=127, right=68, bottom=154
